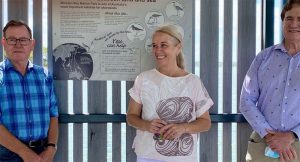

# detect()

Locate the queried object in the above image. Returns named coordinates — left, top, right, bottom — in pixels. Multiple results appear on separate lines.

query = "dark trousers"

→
left=0, top=145, right=44, bottom=162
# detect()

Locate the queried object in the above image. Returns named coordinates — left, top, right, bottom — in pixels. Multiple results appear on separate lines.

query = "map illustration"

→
left=53, top=43, right=93, bottom=80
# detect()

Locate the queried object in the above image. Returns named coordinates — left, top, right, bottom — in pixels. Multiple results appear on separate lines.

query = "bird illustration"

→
left=130, top=25, right=144, bottom=36
left=131, top=25, right=143, bottom=31
left=172, top=2, right=183, bottom=16
left=148, top=14, right=162, bottom=24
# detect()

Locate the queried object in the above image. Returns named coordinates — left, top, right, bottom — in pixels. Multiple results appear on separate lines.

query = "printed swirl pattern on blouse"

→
left=155, top=97, right=194, bottom=156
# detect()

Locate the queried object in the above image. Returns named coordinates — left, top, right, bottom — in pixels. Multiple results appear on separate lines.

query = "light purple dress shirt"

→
left=240, top=43, right=300, bottom=138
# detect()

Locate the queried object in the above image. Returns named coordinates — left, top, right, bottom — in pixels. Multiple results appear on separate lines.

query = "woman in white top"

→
left=126, top=24, right=214, bottom=162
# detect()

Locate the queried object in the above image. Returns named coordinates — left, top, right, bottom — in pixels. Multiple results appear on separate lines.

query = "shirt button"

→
left=281, top=124, right=284, bottom=127
left=283, top=110, right=285, bottom=113
left=285, top=96, right=288, bottom=99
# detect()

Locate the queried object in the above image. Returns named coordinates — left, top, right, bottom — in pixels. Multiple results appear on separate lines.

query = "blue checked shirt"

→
left=0, top=59, right=59, bottom=142
left=240, top=43, right=300, bottom=138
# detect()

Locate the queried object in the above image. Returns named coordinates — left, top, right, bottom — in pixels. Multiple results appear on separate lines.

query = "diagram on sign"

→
left=166, top=1, right=184, bottom=20
left=127, top=23, right=146, bottom=41
left=53, top=43, right=93, bottom=80
left=145, top=11, right=165, bottom=29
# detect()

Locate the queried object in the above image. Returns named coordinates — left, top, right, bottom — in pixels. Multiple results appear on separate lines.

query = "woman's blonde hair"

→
left=153, top=24, right=185, bottom=69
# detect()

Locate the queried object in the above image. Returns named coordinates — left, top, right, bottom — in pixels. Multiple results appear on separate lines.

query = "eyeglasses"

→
left=5, top=37, right=32, bottom=46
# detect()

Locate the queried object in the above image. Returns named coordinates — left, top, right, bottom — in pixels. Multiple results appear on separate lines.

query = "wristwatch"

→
left=46, top=143, right=57, bottom=149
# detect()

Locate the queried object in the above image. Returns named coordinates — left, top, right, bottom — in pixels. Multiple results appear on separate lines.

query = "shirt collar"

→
left=274, top=42, right=288, bottom=53
left=4, top=58, right=33, bottom=71
left=275, top=41, right=300, bottom=57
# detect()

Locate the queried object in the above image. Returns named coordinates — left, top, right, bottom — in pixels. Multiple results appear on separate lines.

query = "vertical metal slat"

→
left=237, top=0, right=257, bottom=162
left=223, top=0, right=233, bottom=161
left=32, top=0, right=43, bottom=65
left=200, top=0, right=219, bottom=161
left=53, top=81, right=69, bottom=162
left=73, top=80, right=83, bottom=162
left=88, top=81, right=107, bottom=162
left=7, top=0, right=28, bottom=22
left=112, top=81, right=122, bottom=162
left=126, top=81, right=136, bottom=162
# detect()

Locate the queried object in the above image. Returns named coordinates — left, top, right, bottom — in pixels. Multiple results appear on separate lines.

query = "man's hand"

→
left=265, top=129, right=297, bottom=162
left=20, top=148, right=42, bottom=162
left=39, top=146, right=56, bottom=162
left=278, top=146, right=297, bottom=162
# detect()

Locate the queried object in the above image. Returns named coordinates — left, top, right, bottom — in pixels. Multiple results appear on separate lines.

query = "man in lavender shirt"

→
left=240, top=0, right=300, bottom=162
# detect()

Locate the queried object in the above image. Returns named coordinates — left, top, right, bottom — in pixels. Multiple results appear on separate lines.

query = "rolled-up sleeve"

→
left=195, top=80, right=213, bottom=117
left=128, top=75, right=143, bottom=104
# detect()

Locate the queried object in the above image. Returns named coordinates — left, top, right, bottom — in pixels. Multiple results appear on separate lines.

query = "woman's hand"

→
left=159, top=123, right=187, bottom=140
left=146, top=119, right=167, bottom=134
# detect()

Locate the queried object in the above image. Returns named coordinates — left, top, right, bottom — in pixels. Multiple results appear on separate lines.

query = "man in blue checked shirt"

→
left=0, top=20, right=59, bottom=162
left=240, top=0, right=300, bottom=162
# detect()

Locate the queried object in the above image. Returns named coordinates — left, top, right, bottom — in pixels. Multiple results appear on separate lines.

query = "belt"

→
left=22, top=139, right=47, bottom=148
